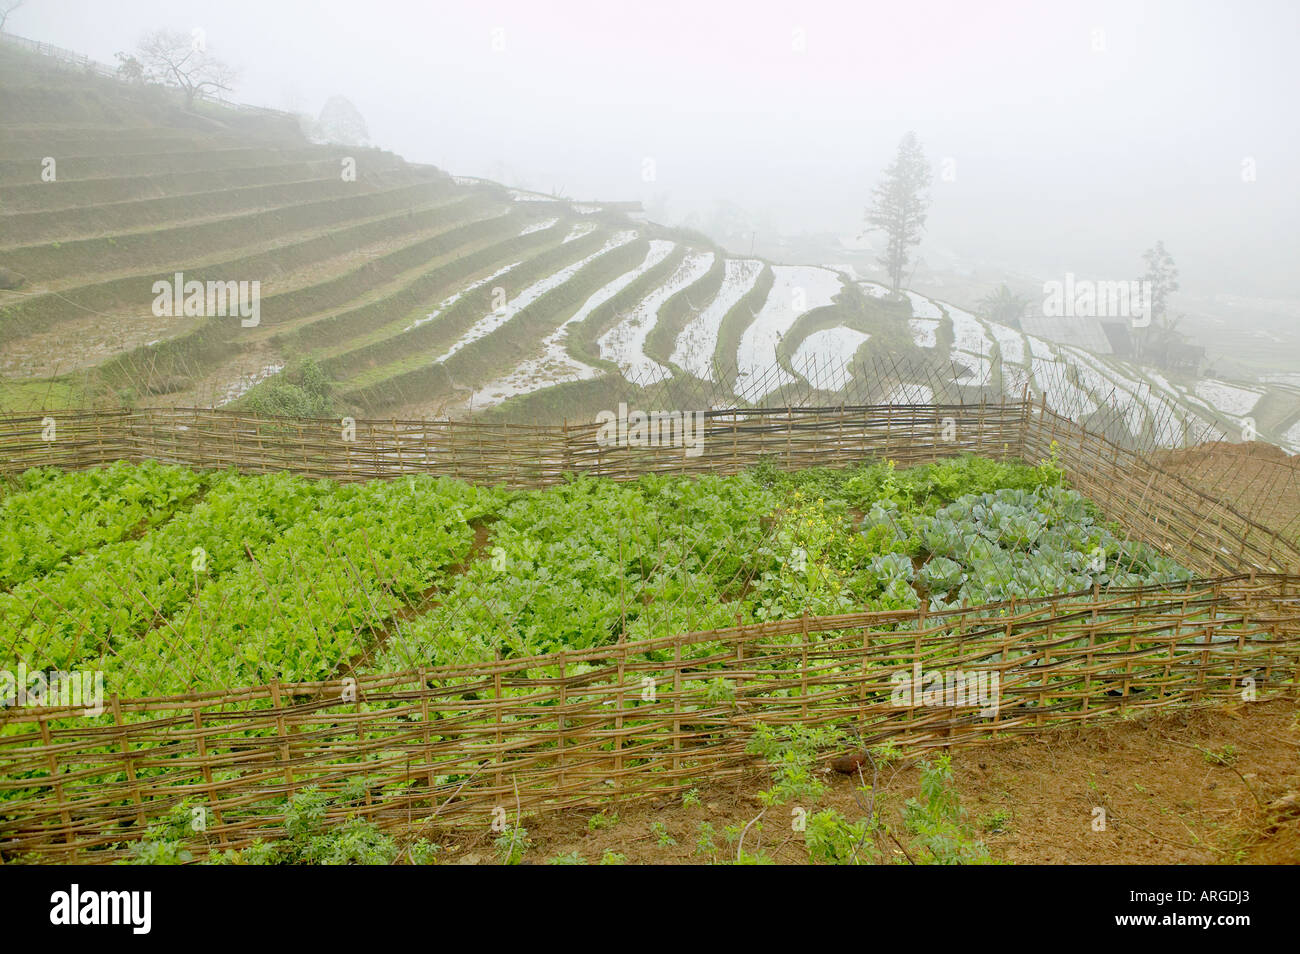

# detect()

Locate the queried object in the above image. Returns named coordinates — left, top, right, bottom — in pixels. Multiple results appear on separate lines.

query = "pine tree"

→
left=1137, top=241, right=1180, bottom=360
left=1141, top=241, right=1179, bottom=325
left=865, top=132, right=932, bottom=295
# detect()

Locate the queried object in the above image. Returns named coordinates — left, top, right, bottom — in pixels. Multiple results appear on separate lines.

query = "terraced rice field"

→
left=2, top=38, right=1297, bottom=454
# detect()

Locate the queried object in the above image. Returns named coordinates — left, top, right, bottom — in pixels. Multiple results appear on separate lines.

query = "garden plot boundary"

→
left=0, top=575, right=1296, bottom=862
left=0, top=401, right=1026, bottom=483
left=2, top=398, right=1297, bottom=576
left=1, top=400, right=1299, bottom=861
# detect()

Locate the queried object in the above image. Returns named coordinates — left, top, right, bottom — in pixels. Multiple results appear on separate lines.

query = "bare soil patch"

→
left=438, top=699, right=1299, bottom=865
left=1157, top=441, right=1300, bottom=546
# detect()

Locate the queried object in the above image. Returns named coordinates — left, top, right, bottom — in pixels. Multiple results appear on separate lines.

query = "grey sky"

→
left=12, top=0, right=1299, bottom=296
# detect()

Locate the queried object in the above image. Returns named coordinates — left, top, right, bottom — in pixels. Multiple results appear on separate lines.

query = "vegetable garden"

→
left=0, top=399, right=1297, bottom=862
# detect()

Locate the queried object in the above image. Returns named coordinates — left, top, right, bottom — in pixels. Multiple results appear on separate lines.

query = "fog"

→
left=14, top=0, right=1300, bottom=316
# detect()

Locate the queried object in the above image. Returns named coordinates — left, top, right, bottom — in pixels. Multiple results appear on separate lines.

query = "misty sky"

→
left=12, top=0, right=1300, bottom=298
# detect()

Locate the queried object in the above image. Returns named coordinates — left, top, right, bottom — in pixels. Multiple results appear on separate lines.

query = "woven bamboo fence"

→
left=1, top=575, right=1296, bottom=862
left=2, top=400, right=1298, bottom=861
left=0, top=401, right=1026, bottom=485
left=2, top=399, right=1296, bottom=576
left=1027, top=405, right=1300, bottom=575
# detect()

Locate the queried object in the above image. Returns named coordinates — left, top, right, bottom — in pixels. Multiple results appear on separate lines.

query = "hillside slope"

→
left=0, top=37, right=1292, bottom=454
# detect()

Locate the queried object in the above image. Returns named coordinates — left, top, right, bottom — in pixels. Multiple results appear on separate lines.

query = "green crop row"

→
left=1, top=471, right=336, bottom=677
left=0, top=460, right=202, bottom=589
left=3, top=454, right=1197, bottom=701
left=116, top=475, right=502, bottom=696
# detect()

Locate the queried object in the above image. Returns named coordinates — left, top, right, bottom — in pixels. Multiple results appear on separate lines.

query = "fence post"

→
left=562, top=419, right=572, bottom=479
left=39, top=715, right=75, bottom=852
left=419, top=667, right=435, bottom=790
left=910, top=627, right=922, bottom=729
left=996, top=392, right=1005, bottom=459
left=932, top=405, right=942, bottom=463
left=995, top=620, right=1013, bottom=741
left=269, top=679, right=293, bottom=791
left=883, top=402, right=893, bottom=459
left=800, top=612, right=809, bottom=720
left=1045, top=394, right=1058, bottom=459
left=672, top=639, right=683, bottom=774
left=785, top=406, right=793, bottom=470
left=491, top=658, right=503, bottom=793
left=858, top=625, right=872, bottom=734
left=837, top=403, right=846, bottom=462
left=555, top=651, right=568, bottom=795
left=614, top=643, right=626, bottom=796
left=735, top=635, right=746, bottom=715
left=1017, top=383, right=1031, bottom=459
left=192, top=705, right=227, bottom=847
left=730, top=411, right=739, bottom=471
left=111, top=693, right=145, bottom=829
